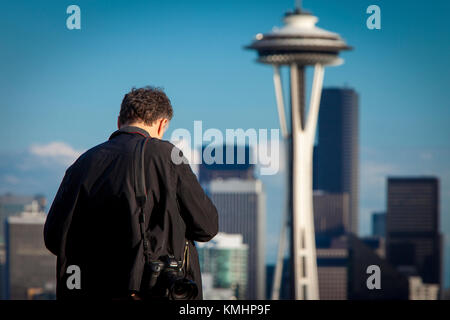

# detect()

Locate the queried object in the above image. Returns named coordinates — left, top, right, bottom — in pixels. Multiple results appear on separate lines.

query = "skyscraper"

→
left=197, top=233, right=248, bottom=299
left=199, top=145, right=255, bottom=184
left=386, top=177, right=442, bottom=288
left=316, top=245, right=348, bottom=300
left=0, top=193, right=45, bottom=244
left=4, top=201, right=56, bottom=300
left=313, top=190, right=349, bottom=300
left=348, top=234, right=409, bottom=300
left=313, top=191, right=350, bottom=247
left=372, top=212, right=386, bottom=238
left=317, top=234, right=409, bottom=300
left=408, top=276, right=440, bottom=300
left=315, top=88, right=359, bottom=235
left=200, top=145, right=265, bottom=299
left=204, top=179, right=266, bottom=300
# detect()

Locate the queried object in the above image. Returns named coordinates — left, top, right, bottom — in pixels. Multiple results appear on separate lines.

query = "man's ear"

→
left=117, top=117, right=121, bottom=129
left=158, top=118, right=168, bottom=137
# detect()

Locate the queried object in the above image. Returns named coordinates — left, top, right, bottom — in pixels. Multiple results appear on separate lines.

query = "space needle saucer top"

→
left=247, top=8, right=352, bottom=66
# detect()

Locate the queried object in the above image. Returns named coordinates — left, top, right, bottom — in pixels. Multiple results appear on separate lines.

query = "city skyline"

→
left=0, top=0, right=449, bottom=291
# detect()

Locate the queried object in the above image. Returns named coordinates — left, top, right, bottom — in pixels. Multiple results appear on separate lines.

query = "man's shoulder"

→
left=146, top=138, right=179, bottom=163
left=149, top=139, right=192, bottom=169
left=78, top=140, right=110, bottom=160
left=67, top=137, right=181, bottom=172
left=148, top=138, right=175, bottom=152
left=65, top=139, right=117, bottom=173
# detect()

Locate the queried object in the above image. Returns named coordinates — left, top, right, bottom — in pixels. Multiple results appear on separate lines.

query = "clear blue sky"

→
left=1, top=0, right=449, bottom=286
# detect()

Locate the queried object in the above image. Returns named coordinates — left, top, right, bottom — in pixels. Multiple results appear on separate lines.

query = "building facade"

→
left=408, top=276, right=440, bottom=300
left=204, top=179, right=266, bottom=299
left=4, top=201, right=56, bottom=300
left=314, top=88, right=359, bottom=235
left=386, top=177, right=442, bottom=290
left=313, top=191, right=350, bottom=247
left=0, top=193, right=46, bottom=244
left=316, top=247, right=348, bottom=300
left=372, top=212, right=386, bottom=238
left=200, top=145, right=266, bottom=300
left=199, top=145, right=255, bottom=184
left=197, top=233, right=248, bottom=299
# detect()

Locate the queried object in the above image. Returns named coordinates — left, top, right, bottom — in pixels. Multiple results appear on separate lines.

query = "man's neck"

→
left=122, top=122, right=154, bottom=137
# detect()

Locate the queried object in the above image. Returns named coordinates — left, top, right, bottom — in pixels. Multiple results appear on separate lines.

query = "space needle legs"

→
left=271, top=63, right=324, bottom=300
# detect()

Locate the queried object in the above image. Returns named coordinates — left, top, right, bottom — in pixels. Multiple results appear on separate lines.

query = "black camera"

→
left=141, top=255, right=198, bottom=300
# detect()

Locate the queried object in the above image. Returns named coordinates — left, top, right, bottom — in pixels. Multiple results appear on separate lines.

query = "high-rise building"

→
left=200, top=273, right=235, bottom=300
left=204, top=179, right=266, bottom=300
left=313, top=191, right=350, bottom=248
left=386, top=177, right=442, bottom=289
left=372, top=212, right=386, bottom=238
left=317, top=246, right=348, bottom=300
left=316, top=234, right=408, bottom=300
left=197, top=233, right=248, bottom=299
left=443, top=288, right=450, bottom=300
left=0, top=193, right=46, bottom=244
left=347, top=234, right=409, bottom=300
left=314, top=88, right=359, bottom=235
left=4, top=201, right=56, bottom=300
left=200, top=145, right=266, bottom=300
left=199, top=145, right=255, bottom=184
left=313, top=145, right=319, bottom=190
left=361, top=236, right=386, bottom=259
left=312, top=192, right=349, bottom=299
left=316, top=234, right=410, bottom=300
left=408, top=276, right=439, bottom=300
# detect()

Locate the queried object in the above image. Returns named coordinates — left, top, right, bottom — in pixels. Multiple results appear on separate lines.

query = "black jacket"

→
left=43, top=126, right=219, bottom=299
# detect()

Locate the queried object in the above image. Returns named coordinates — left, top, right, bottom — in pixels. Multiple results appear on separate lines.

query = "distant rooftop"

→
left=197, top=232, right=248, bottom=249
left=7, top=200, right=46, bottom=224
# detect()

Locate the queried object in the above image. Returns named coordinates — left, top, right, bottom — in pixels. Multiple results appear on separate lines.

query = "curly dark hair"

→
left=119, top=86, right=173, bottom=126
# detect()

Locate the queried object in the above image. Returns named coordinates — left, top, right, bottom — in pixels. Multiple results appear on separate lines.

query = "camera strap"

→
left=134, top=137, right=189, bottom=271
left=134, top=137, right=150, bottom=265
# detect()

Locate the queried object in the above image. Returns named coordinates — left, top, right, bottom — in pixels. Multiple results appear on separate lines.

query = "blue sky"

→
left=1, top=0, right=449, bottom=287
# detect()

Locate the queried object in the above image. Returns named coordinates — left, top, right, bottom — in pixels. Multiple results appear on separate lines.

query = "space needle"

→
left=246, top=2, right=351, bottom=300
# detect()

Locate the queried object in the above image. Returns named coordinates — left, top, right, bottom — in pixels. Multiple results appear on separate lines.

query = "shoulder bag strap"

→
left=134, top=137, right=150, bottom=265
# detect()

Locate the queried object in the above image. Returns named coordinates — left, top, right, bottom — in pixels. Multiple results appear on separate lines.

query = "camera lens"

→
left=170, top=279, right=198, bottom=300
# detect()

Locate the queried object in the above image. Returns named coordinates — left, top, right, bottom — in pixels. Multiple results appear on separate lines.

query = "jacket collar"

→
left=109, top=125, right=151, bottom=140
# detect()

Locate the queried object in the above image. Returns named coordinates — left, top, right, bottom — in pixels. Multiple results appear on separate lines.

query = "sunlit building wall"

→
left=4, top=201, right=56, bottom=300
left=197, top=233, right=248, bottom=299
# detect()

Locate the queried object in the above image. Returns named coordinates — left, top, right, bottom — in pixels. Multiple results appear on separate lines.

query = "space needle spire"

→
left=246, top=3, right=351, bottom=300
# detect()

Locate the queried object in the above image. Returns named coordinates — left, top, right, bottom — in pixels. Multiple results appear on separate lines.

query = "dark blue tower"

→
left=315, top=87, right=359, bottom=235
